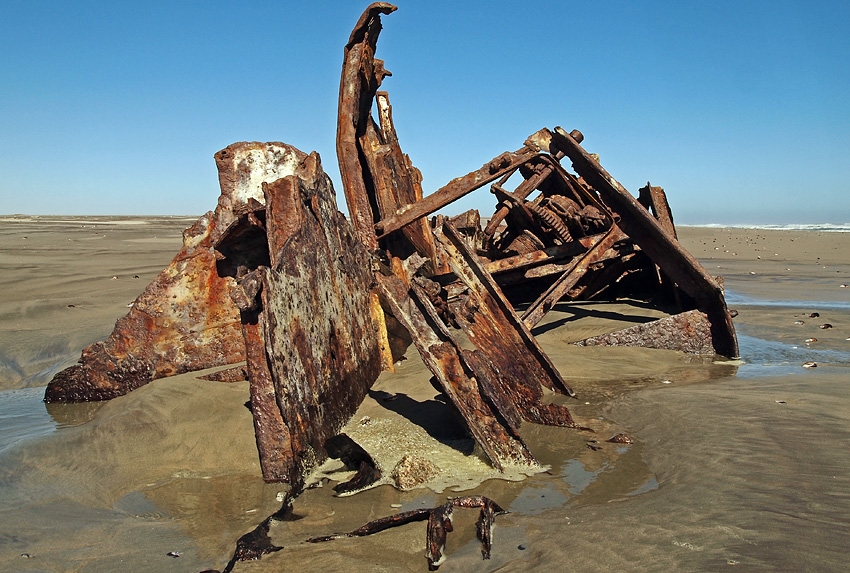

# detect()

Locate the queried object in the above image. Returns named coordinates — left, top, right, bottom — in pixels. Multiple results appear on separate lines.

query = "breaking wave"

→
left=684, top=223, right=850, bottom=233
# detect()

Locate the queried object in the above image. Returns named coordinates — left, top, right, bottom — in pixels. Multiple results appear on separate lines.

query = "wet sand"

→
left=1, top=218, right=848, bottom=571
left=0, top=216, right=196, bottom=390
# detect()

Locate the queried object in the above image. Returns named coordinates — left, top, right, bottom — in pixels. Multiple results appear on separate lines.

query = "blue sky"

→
left=1, top=1, right=847, bottom=224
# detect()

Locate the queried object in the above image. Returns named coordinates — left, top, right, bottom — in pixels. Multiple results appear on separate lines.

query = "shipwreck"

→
left=45, top=3, right=737, bottom=569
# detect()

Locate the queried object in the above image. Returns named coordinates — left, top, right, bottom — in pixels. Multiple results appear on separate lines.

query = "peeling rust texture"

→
left=375, top=272, right=537, bottom=471
left=44, top=141, right=307, bottom=403
left=260, top=152, right=383, bottom=486
left=575, top=309, right=715, bottom=354
left=43, top=215, right=243, bottom=402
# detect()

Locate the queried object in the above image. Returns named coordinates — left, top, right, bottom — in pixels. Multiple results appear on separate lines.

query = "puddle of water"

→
left=0, top=387, right=55, bottom=454
left=736, top=334, right=850, bottom=376
left=561, top=458, right=606, bottom=496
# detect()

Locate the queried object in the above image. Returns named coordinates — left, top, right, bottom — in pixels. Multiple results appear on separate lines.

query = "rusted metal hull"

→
left=214, top=149, right=385, bottom=485
left=44, top=142, right=309, bottom=403
left=43, top=211, right=242, bottom=403
left=260, top=159, right=383, bottom=485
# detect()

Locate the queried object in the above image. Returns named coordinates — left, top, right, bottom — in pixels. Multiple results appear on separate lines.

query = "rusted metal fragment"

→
left=521, top=225, right=627, bottom=329
left=337, top=2, right=397, bottom=250
left=325, top=433, right=382, bottom=495
left=196, top=365, right=247, bottom=383
left=242, top=302, right=294, bottom=483
left=375, top=272, right=536, bottom=470
left=575, top=309, right=716, bottom=354
left=306, top=496, right=506, bottom=570
left=45, top=142, right=306, bottom=403
left=222, top=491, right=294, bottom=573
left=308, top=508, right=431, bottom=544
left=260, top=153, right=384, bottom=486
left=638, top=182, right=677, bottom=239
left=549, top=126, right=739, bottom=358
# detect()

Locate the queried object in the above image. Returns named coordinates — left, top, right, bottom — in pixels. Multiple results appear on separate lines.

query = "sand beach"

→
left=1, top=217, right=848, bottom=571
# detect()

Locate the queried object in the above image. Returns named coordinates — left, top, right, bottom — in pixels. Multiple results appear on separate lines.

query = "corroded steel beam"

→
left=550, top=127, right=739, bottom=358
left=521, top=225, right=627, bottom=329
left=241, top=303, right=294, bottom=483
left=375, top=272, right=537, bottom=471
left=221, top=260, right=294, bottom=483
left=374, top=146, right=541, bottom=240
left=638, top=182, right=677, bottom=239
left=438, top=222, right=576, bottom=414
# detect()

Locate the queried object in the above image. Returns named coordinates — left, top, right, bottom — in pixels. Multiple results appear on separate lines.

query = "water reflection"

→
left=0, top=387, right=55, bottom=454
left=562, top=458, right=606, bottom=496
left=45, top=399, right=105, bottom=428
